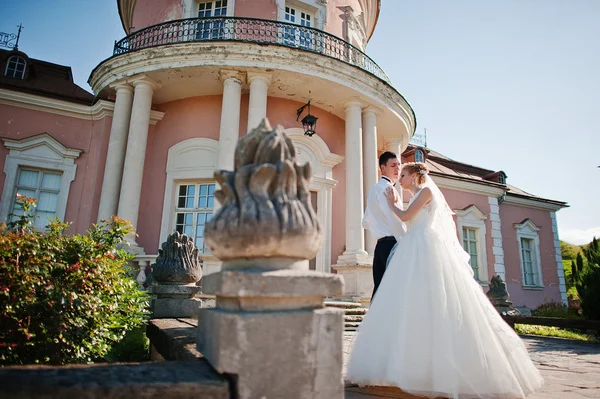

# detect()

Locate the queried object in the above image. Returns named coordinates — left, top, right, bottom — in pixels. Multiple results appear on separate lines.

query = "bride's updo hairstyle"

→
left=402, top=162, right=429, bottom=185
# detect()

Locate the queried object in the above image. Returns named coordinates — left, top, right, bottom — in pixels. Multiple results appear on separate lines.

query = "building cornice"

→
left=503, top=194, right=567, bottom=212
left=431, top=173, right=506, bottom=197
left=0, top=88, right=164, bottom=124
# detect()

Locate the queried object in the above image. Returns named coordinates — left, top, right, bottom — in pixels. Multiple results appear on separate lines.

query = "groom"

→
left=362, top=151, right=405, bottom=299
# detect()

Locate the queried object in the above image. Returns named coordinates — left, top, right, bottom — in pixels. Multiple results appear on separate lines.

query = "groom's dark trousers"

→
left=372, top=236, right=397, bottom=299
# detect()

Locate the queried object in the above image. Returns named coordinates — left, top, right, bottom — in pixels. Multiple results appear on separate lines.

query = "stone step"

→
left=324, top=300, right=362, bottom=309
left=344, top=315, right=365, bottom=323
left=343, top=308, right=367, bottom=315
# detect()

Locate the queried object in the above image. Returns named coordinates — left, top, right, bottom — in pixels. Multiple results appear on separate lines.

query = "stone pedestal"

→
left=197, top=269, right=344, bottom=399
left=150, top=284, right=202, bottom=318
left=331, top=264, right=373, bottom=304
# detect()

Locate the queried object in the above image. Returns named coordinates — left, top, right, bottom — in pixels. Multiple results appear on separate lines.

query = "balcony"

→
left=113, top=16, right=392, bottom=86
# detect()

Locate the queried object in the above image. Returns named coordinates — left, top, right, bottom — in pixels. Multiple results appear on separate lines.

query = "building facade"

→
left=0, top=0, right=566, bottom=310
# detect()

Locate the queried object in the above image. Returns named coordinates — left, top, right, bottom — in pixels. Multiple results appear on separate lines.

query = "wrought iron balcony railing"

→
left=113, top=17, right=391, bottom=85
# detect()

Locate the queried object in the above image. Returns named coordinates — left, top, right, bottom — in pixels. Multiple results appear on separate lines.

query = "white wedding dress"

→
left=346, top=177, right=543, bottom=399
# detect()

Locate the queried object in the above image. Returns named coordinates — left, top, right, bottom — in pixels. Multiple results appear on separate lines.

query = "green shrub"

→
left=0, top=196, right=150, bottom=365
left=104, top=326, right=150, bottom=363
left=531, top=300, right=579, bottom=319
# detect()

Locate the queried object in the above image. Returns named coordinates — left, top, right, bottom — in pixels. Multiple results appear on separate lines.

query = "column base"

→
left=336, top=250, right=371, bottom=266
left=331, top=264, right=373, bottom=303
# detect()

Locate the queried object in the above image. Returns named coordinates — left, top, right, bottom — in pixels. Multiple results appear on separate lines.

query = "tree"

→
left=573, top=237, right=600, bottom=320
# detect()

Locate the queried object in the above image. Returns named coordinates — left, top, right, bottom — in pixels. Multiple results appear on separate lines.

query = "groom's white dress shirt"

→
left=362, top=176, right=407, bottom=240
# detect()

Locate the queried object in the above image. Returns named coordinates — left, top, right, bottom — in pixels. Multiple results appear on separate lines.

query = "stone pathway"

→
left=342, top=332, right=600, bottom=398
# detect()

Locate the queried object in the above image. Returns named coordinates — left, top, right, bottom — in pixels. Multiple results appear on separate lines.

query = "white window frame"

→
left=0, top=134, right=81, bottom=224
left=173, top=181, right=216, bottom=254
left=276, top=0, right=327, bottom=31
left=5, top=55, right=26, bottom=79
left=515, top=219, right=544, bottom=288
left=159, top=138, right=219, bottom=247
left=11, top=168, right=63, bottom=228
left=414, top=149, right=424, bottom=163
left=183, top=0, right=235, bottom=18
left=455, top=205, right=489, bottom=284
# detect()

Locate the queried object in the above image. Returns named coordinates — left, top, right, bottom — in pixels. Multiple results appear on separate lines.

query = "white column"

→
left=117, top=75, right=161, bottom=250
left=337, top=100, right=369, bottom=265
left=247, top=72, right=271, bottom=132
left=97, top=83, right=134, bottom=222
left=386, top=138, right=403, bottom=158
left=362, top=107, right=380, bottom=256
left=217, top=70, right=244, bottom=172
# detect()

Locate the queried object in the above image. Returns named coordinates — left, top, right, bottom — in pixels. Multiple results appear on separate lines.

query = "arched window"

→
left=414, top=149, right=424, bottom=163
left=5, top=55, right=26, bottom=79
left=498, top=173, right=506, bottom=185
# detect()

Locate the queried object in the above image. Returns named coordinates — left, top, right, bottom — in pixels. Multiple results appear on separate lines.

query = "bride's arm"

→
left=384, top=187, right=432, bottom=222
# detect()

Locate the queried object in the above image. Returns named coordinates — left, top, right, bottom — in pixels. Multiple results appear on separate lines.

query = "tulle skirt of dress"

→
left=345, top=226, right=544, bottom=399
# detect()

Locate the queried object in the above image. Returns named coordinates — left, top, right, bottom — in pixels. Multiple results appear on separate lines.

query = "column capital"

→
left=220, top=70, right=245, bottom=84
left=127, top=74, right=162, bottom=91
left=362, top=105, right=384, bottom=116
left=109, top=81, right=134, bottom=95
left=342, top=97, right=366, bottom=111
left=247, top=72, right=272, bottom=86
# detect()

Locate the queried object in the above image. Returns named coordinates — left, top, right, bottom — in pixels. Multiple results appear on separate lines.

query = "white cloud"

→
left=560, top=227, right=600, bottom=245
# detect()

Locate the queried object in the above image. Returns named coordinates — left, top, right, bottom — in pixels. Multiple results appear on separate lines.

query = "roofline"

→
left=430, top=171, right=568, bottom=209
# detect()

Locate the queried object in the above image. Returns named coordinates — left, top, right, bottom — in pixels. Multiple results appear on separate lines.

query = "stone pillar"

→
left=246, top=72, right=271, bottom=132
left=387, top=137, right=403, bottom=158
left=199, top=121, right=345, bottom=399
left=97, top=82, right=133, bottom=222
left=362, top=107, right=380, bottom=256
left=217, top=70, right=243, bottom=172
left=117, top=75, right=161, bottom=250
left=336, top=100, right=369, bottom=265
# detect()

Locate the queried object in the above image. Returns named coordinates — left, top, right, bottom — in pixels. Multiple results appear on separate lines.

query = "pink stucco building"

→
left=0, top=0, right=567, bottom=310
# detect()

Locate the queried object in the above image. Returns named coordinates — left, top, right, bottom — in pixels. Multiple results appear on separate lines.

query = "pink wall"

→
left=440, top=189, right=497, bottom=282
left=234, top=0, right=277, bottom=19
left=128, top=0, right=376, bottom=44
left=131, top=0, right=183, bottom=32
left=326, top=0, right=365, bottom=39
left=136, top=95, right=346, bottom=263
left=0, top=104, right=111, bottom=234
left=136, top=95, right=223, bottom=252
left=500, top=204, right=561, bottom=308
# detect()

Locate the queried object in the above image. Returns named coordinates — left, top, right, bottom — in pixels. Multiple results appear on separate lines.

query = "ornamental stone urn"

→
left=149, top=231, right=203, bottom=318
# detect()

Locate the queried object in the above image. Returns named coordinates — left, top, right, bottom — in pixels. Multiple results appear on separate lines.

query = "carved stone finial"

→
left=204, top=119, right=322, bottom=267
left=486, top=275, right=521, bottom=316
left=152, top=231, right=202, bottom=284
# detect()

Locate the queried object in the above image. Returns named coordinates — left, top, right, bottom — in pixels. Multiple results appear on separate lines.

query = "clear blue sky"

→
left=2, top=1, right=598, bottom=244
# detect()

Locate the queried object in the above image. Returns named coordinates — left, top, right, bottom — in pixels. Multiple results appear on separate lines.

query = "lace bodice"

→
left=405, top=189, right=436, bottom=231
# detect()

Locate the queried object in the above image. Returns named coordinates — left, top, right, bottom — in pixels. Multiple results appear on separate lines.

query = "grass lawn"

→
left=515, top=324, right=598, bottom=343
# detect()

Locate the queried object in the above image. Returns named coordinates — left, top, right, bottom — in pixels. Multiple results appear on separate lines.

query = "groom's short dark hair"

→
left=379, top=151, right=398, bottom=167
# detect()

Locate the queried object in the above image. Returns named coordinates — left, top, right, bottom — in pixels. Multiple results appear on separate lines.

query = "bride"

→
left=346, top=162, right=543, bottom=398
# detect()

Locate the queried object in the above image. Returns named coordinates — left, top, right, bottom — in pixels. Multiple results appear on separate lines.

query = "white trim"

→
left=159, top=138, right=220, bottom=247
left=515, top=219, right=544, bottom=288
left=5, top=55, right=27, bottom=79
left=488, top=196, right=506, bottom=280
left=503, top=194, right=566, bottom=212
left=0, top=134, right=82, bottom=223
left=88, top=42, right=416, bottom=144
left=0, top=89, right=164, bottom=125
left=550, top=211, right=568, bottom=304
left=184, top=0, right=236, bottom=18
left=286, top=128, right=342, bottom=272
left=455, top=205, right=489, bottom=284
left=433, top=175, right=506, bottom=197
left=276, top=0, right=327, bottom=30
